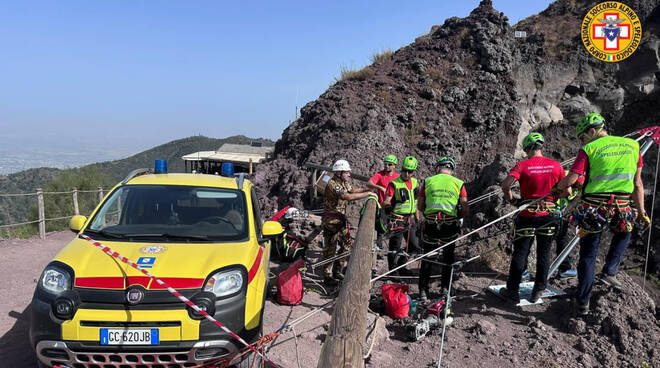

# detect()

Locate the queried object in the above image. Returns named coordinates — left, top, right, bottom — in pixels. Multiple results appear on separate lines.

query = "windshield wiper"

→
left=83, top=229, right=126, bottom=239
left=126, top=233, right=210, bottom=241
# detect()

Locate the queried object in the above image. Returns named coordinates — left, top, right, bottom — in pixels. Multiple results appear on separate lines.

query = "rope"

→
left=0, top=192, right=38, bottom=197
left=363, top=316, right=383, bottom=359
left=277, top=300, right=335, bottom=333
left=437, top=263, right=456, bottom=368
left=642, top=145, right=659, bottom=289
left=0, top=219, right=40, bottom=228
left=43, top=215, right=74, bottom=221
left=371, top=201, right=535, bottom=283
left=465, top=131, right=646, bottom=208
left=291, top=326, right=303, bottom=368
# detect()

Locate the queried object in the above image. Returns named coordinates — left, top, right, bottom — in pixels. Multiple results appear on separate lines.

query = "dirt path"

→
left=2, top=232, right=658, bottom=368
left=0, top=231, right=75, bottom=368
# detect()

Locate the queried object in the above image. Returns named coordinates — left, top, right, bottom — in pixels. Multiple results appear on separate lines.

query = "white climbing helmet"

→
left=332, top=159, right=351, bottom=172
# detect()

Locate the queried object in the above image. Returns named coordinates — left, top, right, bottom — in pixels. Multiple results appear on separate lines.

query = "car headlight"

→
left=204, top=270, right=243, bottom=297
left=41, top=265, right=72, bottom=294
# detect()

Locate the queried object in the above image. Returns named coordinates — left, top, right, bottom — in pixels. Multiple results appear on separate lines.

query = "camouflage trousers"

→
left=321, top=217, right=352, bottom=278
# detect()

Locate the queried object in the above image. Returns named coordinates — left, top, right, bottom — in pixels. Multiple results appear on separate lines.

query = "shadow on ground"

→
left=0, top=305, right=38, bottom=368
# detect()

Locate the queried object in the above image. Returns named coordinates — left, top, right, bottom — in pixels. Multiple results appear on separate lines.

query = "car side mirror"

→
left=69, top=215, right=87, bottom=233
left=261, top=221, right=284, bottom=238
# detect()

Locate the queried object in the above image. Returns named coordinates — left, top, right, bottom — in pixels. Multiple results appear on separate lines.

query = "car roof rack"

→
left=235, top=173, right=245, bottom=190
left=122, top=168, right=152, bottom=184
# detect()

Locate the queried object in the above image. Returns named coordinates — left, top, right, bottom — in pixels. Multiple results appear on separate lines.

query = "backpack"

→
left=381, top=284, right=410, bottom=319
left=276, top=259, right=305, bottom=305
left=275, top=233, right=308, bottom=262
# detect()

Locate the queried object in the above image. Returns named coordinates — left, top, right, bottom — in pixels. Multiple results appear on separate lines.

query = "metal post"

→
left=72, top=188, right=79, bottom=215
left=97, top=186, right=104, bottom=204
left=547, top=235, right=580, bottom=281
left=37, top=188, right=45, bottom=239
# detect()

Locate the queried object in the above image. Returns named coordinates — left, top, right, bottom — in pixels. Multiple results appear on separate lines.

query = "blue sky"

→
left=0, top=0, right=553, bottom=154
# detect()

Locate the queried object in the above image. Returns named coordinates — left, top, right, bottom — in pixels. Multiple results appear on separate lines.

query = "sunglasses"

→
left=385, top=163, right=395, bottom=166
left=402, top=170, right=415, bottom=174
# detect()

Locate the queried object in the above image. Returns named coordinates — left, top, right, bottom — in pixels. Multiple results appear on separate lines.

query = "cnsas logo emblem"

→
left=581, top=2, right=642, bottom=63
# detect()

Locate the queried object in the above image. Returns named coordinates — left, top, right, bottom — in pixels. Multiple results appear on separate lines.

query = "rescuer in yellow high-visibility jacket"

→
left=383, top=156, right=421, bottom=275
left=417, top=156, right=469, bottom=302
left=555, top=113, right=649, bottom=316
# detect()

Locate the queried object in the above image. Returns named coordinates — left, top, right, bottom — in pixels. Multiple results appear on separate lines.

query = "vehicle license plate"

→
left=100, top=329, right=159, bottom=345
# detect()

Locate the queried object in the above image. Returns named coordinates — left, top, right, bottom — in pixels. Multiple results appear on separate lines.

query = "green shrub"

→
left=27, top=167, right=114, bottom=232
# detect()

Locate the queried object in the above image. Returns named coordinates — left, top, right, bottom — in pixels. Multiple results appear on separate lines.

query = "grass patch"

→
left=0, top=224, right=37, bottom=239
left=335, top=66, right=374, bottom=82
left=428, top=68, right=443, bottom=84
left=371, top=49, right=393, bottom=64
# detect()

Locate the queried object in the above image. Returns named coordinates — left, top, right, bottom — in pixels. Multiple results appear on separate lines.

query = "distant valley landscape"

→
left=0, top=135, right=273, bottom=228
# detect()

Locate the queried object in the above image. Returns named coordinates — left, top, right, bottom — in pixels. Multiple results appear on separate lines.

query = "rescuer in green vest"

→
left=417, top=156, right=469, bottom=302
left=555, top=113, right=650, bottom=316
left=383, top=156, right=421, bottom=275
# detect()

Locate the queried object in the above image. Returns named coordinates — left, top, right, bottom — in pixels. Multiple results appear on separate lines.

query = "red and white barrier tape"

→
left=79, top=234, right=278, bottom=367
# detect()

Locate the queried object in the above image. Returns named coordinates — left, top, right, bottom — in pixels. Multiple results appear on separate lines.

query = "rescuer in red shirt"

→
left=499, top=133, right=568, bottom=303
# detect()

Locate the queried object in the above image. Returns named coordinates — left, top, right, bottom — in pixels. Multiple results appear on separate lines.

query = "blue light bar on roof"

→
left=221, top=163, right=235, bottom=177
left=154, top=159, right=167, bottom=174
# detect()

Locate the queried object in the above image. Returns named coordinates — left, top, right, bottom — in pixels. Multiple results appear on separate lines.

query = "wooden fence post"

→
left=317, top=199, right=375, bottom=368
left=37, top=188, right=45, bottom=239
left=97, top=186, right=104, bottom=204
left=72, top=188, right=79, bottom=215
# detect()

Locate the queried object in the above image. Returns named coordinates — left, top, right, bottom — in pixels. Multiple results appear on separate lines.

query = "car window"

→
left=85, top=185, right=248, bottom=242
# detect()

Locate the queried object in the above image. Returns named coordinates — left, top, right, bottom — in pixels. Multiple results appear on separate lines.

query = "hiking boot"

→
left=419, top=289, right=429, bottom=303
left=600, top=273, right=622, bottom=289
left=576, top=301, right=589, bottom=316
left=530, top=289, right=544, bottom=303
left=499, top=287, right=520, bottom=303
left=559, top=269, right=577, bottom=279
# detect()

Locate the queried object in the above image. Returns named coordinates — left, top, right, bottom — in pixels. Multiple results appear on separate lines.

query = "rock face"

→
left=255, top=0, right=660, bottom=303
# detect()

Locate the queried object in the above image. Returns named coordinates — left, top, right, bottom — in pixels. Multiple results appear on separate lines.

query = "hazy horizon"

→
left=1, top=0, right=554, bottom=174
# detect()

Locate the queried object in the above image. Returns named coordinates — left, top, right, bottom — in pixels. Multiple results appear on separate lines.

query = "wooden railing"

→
left=0, top=187, right=106, bottom=239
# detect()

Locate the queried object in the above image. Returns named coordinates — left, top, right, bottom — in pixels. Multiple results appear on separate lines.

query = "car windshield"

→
left=84, top=185, right=248, bottom=242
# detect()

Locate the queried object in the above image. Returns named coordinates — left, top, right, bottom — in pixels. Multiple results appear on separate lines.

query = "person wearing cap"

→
left=321, top=159, right=377, bottom=285
left=368, top=155, right=400, bottom=256
left=500, top=133, right=567, bottom=304
left=417, top=156, right=469, bottom=301
left=382, top=156, right=421, bottom=275
left=554, top=113, right=648, bottom=315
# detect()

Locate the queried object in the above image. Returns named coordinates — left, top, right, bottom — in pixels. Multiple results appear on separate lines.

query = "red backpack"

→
left=381, top=284, right=410, bottom=319
left=276, top=259, right=305, bottom=305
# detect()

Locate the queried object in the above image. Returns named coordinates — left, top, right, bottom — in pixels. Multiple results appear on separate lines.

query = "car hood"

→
left=54, top=236, right=259, bottom=290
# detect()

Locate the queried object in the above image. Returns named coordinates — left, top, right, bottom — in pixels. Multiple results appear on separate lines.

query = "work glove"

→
left=636, top=211, right=651, bottom=229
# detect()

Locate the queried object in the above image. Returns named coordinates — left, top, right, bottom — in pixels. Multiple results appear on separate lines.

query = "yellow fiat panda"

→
left=30, top=162, right=282, bottom=368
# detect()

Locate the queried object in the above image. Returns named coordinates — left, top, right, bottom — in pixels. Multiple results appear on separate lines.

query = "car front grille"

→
left=36, top=340, right=236, bottom=368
